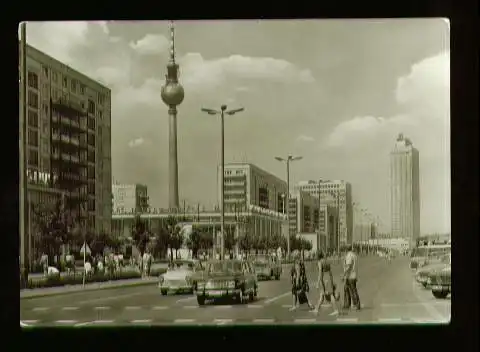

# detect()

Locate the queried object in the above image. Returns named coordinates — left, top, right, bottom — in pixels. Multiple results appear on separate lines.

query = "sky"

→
left=23, top=19, right=450, bottom=235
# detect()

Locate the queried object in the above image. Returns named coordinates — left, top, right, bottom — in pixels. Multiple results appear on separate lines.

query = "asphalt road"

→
left=20, top=256, right=450, bottom=326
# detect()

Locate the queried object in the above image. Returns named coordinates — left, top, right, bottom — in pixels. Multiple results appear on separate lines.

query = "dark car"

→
left=195, top=259, right=258, bottom=306
left=426, top=265, right=451, bottom=299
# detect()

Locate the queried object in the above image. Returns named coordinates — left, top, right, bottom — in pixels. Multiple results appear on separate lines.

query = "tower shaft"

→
left=168, top=107, right=179, bottom=210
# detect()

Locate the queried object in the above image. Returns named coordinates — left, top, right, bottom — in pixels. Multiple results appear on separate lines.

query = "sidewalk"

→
left=20, top=277, right=159, bottom=299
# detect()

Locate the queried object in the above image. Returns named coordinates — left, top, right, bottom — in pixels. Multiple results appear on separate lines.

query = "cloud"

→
left=129, top=34, right=170, bottom=56
left=128, top=137, right=146, bottom=148
left=325, top=51, right=450, bottom=150
left=297, top=135, right=315, bottom=142
left=180, top=53, right=315, bottom=91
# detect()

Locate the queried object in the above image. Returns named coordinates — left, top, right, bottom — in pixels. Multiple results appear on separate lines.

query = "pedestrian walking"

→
left=310, top=252, right=339, bottom=316
left=342, top=246, right=361, bottom=311
left=40, top=252, right=48, bottom=277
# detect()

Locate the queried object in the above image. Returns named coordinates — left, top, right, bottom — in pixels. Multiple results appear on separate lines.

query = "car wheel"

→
left=161, top=290, right=168, bottom=296
left=197, top=295, right=206, bottom=306
left=432, top=290, right=449, bottom=299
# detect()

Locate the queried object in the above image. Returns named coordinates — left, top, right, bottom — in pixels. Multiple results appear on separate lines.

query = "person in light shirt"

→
left=342, top=246, right=361, bottom=311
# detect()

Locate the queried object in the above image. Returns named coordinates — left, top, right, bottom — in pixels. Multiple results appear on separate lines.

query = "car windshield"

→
left=207, top=261, right=242, bottom=274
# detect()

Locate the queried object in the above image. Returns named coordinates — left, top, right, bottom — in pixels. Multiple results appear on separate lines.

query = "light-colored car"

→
left=415, top=253, right=451, bottom=288
left=252, top=255, right=282, bottom=280
left=196, top=260, right=258, bottom=305
left=158, top=259, right=204, bottom=295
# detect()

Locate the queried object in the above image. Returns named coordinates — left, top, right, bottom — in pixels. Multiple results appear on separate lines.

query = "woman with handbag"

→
left=310, top=252, right=339, bottom=316
left=289, top=260, right=300, bottom=311
left=295, top=261, right=314, bottom=310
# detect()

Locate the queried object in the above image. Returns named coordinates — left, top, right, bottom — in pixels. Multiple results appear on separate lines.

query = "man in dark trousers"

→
left=342, top=246, right=361, bottom=311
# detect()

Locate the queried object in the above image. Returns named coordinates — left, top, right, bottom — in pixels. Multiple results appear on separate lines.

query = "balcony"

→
left=224, top=189, right=245, bottom=195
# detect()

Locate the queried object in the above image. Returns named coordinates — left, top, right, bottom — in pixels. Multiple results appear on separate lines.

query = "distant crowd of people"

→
left=289, top=247, right=361, bottom=316
left=36, top=251, right=156, bottom=279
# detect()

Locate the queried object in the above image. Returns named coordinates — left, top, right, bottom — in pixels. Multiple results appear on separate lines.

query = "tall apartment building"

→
left=297, top=179, right=353, bottom=246
left=23, top=44, right=112, bottom=236
left=390, top=133, right=420, bottom=246
left=112, top=182, right=149, bottom=213
left=218, top=163, right=288, bottom=213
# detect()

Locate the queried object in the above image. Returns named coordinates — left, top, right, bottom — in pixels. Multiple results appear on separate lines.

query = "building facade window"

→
left=80, top=84, right=85, bottom=95
left=28, top=90, right=39, bottom=108
left=28, top=110, right=38, bottom=128
left=63, top=76, right=68, bottom=88
left=87, top=117, right=95, bottom=130
left=88, top=99, right=96, bottom=115
left=28, top=71, right=39, bottom=89
left=28, top=149, right=39, bottom=166
left=28, top=129, right=38, bottom=146
left=87, top=133, right=96, bottom=147
left=71, top=79, right=77, bottom=92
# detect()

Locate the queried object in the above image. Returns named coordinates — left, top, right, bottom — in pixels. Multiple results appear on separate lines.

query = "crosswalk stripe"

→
left=152, top=306, right=168, bottom=310
left=131, top=319, right=152, bottom=323
left=253, top=319, right=274, bottom=323
left=174, top=319, right=195, bottom=323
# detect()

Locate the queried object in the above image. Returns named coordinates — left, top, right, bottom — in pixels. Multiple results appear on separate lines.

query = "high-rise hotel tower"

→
left=390, top=133, right=420, bottom=246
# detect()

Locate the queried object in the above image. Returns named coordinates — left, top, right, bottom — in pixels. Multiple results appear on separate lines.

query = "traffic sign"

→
left=80, top=243, right=91, bottom=254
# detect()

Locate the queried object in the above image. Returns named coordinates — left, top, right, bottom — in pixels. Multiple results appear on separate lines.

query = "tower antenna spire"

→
left=169, top=20, right=176, bottom=64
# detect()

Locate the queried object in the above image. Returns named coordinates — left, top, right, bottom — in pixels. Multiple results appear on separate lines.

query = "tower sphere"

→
left=161, top=82, right=185, bottom=106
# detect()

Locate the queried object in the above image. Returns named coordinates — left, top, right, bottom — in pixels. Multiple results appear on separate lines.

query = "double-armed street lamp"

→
left=201, top=105, right=245, bottom=260
left=274, top=155, right=303, bottom=259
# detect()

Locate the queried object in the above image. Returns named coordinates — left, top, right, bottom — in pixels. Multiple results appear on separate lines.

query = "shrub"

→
left=25, top=268, right=167, bottom=289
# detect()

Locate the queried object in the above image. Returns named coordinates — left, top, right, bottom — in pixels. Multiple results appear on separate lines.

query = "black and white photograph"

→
left=19, top=19, right=450, bottom=327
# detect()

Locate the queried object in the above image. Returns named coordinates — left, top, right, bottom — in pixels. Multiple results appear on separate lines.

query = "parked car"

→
left=158, top=259, right=204, bottom=295
left=426, top=264, right=451, bottom=299
left=415, top=253, right=451, bottom=288
left=252, top=254, right=282, bottom=280
left=195, top=259, right=258, bottom=306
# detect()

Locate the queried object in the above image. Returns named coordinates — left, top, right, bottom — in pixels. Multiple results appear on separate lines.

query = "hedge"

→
left=23, top=268, right=166, bottom=289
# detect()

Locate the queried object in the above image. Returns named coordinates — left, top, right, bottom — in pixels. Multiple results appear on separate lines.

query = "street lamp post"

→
left=201, top=105, right=244, bottom=260
left=275, top=155, right=303, bottom=259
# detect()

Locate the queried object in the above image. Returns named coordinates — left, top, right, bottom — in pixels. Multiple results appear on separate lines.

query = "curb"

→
left=20, top=280, right=159, bottom=300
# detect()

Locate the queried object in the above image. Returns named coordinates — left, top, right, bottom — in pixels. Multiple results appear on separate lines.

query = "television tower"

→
left=161, top=21, right=184, bottom=210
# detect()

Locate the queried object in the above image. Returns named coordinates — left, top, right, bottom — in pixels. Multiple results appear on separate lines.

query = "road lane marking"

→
left=75, top=320, right=114, bottom=327
left=21, top=320, right=39, bottom=324
left=411, top=318, right=448, bottom=324
left=336, top=318, right=359, bottom=323
left=174, top=319, right=195, bottom=323
left=131, top=319, right=152, bottom=324
left=247, top=305, right=263, bottom=308
left=282, top=304, right=292, bottom=308
left=152, top=306, right=168, bottom=310
left=184, top=305, right=198, bottom=309
left=125, top=306, right=141, bottom=310
left=32, top=307, right=49, bottom=311
left=176, top=296, right=196, bottom=304
left=294, top=318, right=317, bottom=324
left=265, top=292, right=290, bottom=304
left=94, top=306, right=110, bottom=310
left=381, top=302, right=450, bottom=308
left=253, top=319, right=274, bottom=323
left=78, top=292, right=145, bottom=304
left=55, top=320, right=77, bottom=324
left=214, top=319, right=233, bottom=325
left=377, top=318, right=403, bottom=323
left=412, top=287, right=446, bottom=321
left=213, top=305, right=232, bottom=309
left=62, top=307, right=79, bottom=311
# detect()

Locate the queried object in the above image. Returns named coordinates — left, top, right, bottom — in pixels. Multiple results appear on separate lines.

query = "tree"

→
left=153, top=227, right=170, bottom=259
left=32, top=200, right=71, bottom=262
left=131, top=214, right=149, bottom=257
left=224, top=228, right=236, bottom=253
left=165, top=216, right=183, bottom=260
left=238, top=232, right=254, bottom=257
left=186, top=229, right=201, bottom=258
left=199, top=231, right=213, bottom=251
